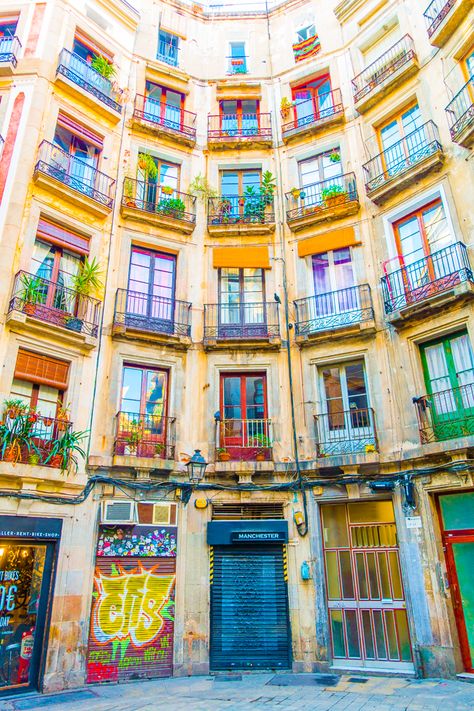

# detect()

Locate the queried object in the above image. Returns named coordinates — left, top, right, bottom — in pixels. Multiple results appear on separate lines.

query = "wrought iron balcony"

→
left=446, top=77, right=474, bottom=147
left=294, top=285, right=374, bottom=338
left=34, top=141, right=115, bottom=209
left=281, top=89, right=343, bottom=141
left=204, top=302, right=280, bottom=344
left=414, top=384, right=474, bottom=444
left=352, top=35, right=417, bottom=106
left=122, top=178, right=196, bottom=230
left=215, top=418, right=273, bottom=462
left=314, top=408, right=378, bottom=457
left=0, top=412, right=73, bottom=468
left=227, top=56, right=248, bottom=74
left=8, top=270, right=101, bottom=337
left=208, top=195, right=275, bottom=228
left=362, top=121, right=443, bottom=201
left=0, top=35, right=21, bottom=68
left=113, top=289, right=192, bottom=339
left=286, top=172, right=358, bottom=229
left=56, top=49, right=122, bottom=113
left=208, top=113, right=272, bottom=145
left=114, top=411, right=176, bottom=460
left=157, top=40, right=178, bottom=67
left=381, top=242, right=474, bottom=315
left=133, top=94, right=196, bottom=142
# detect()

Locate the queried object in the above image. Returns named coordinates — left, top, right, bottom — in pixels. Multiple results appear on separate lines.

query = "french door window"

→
left=219, top=373, right=269, bottom=460
left=137, top=157, right=180, bottom=208
left=298, top=150, right=345, bottom=208
left=144, top=81, right=184, bottom=131
left=220, top=169, right=261, bottom=218
left=31, top=239, right=82, bottom=313
left=126, top=248, right=176, bottom=333
left=119, top=366, right=169, bottom=455
left=53, top=124, right=99, bottom=189
left=318, top=361, right=375, bottom=455
left=312, top=248, right=359, bottom=320
left=218, top=268, right=266, bottom=336
left=379, top=104, right=424, bottom=176
left=291, top=74, right=334, bottom=127
left=220, top=100, right=259, bottom=136
left=420, top=333, right=474, bottom=439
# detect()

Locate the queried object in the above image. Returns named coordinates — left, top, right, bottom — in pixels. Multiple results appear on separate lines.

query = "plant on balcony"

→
left=290, top=187, right=301, bottom=199
left=161, top=185, right=174, bottom=196
left=3, top=399, right=28, bottom=420
left=45, top=428, right=87, bottom=472
left=189, top=174, right=218, bottom=203
left=321, top=184, right=347, bottom=208
left=56, top=402, right=71, bottom=432
left=261, top=171, right=276, bottom=205
left=69, top=258, right=103, bottom=331
left=216, top=447, right=230, bottom=462
left=156, top=197, right=186, bottom=219
left=250, top=434, right=271, bottom=461
left=18, top=274, right=44, bottom=315
left=219, top=199, right=232, bottom=221
left=124, top=420, right=143, bottom=455
left=280, top=97, right=293, bottom=120
left=0, top=410, right=37, bottom=464
left=329, top=150, right=341, bottom=163
left=91, top=54, right=117, bottom=80
left=137, top=152, right=158, bottom=181
left=154, top=442, right=165, bottom=458
left=123, top=177, right=137, bottom=208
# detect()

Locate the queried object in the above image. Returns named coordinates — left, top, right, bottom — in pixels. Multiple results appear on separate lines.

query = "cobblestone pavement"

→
left=1, top=673, right=474, bottom=711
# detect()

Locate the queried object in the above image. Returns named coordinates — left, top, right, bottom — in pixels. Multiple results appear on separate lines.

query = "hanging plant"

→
left=280, top=97, right=292, bottom=119
left=161, top=185, right=174, bottom=196
left=329, top=150, right=341, bottom=163
left=137, top=152, right=158, bottom=181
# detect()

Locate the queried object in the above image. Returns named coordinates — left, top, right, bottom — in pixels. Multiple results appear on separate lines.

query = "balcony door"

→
left=379, top=104, right=424, bottom=177
left=126, top=248, right=176, bottom=333
left=31, top=239, right=83, bottom=318
left=220, top=373, right=268, bottom=460
left=221, top=169, right=261, bottom=220
left=137, top=157, right=179, bottom=210
left=218, top=268, right=266, bottom=337
left=53, top=124, right=99, bottom=191
left=298, top=150, right=343, bottom=208
left=420, top=333, right=474, bottom=440
left=220, top=100, right=259, bottom=136
left=312, top=248, right=358, bottom=324
left=291, top=75, right=333, bottom=127
left=145, top=81, right=184, bottom=131
left=119, top=366, right=169, bottom=455
left=319, top=361, right=375, bottom=455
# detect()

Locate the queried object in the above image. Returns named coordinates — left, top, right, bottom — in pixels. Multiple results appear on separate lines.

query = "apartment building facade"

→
left=0, top=0, right=473, bottom=696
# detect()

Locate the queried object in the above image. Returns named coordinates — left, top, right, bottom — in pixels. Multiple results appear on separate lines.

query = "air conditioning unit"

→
left=102, top=500, right=136, bottom=524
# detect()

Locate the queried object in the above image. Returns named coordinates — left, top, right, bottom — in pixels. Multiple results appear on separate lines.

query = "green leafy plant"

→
left=0, top=409, right=37, bottom=464
left=251, top=433, right=272, bottom=450
left=18, top=274, right=44, bottom=313
left=45, top=429, right=88, bottom=472
left=261, top=171, right=276, bottom=206
left=321, top=184, right=346, bottom=202
left=91, top=54, right=117, bottom=80
left=137, top=153, right=158, bottom=181
left=329, top=150, right=341, bottom=163
left=188, top=174, right=218, bottom=203
left=72, top=258, right=104, bottom=298
left=156, top=197, right=186, bottom=218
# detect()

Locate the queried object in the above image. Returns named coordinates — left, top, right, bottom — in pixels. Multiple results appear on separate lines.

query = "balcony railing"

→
left=204, top=302, right=280, bottom=343
left=424, top=0, right=457, bottom=38
left=381, top=242, right=473, bottom=315
left=157, top=40, right=178, bottom=67
left=314, top=408, right=378, bottom=457
left=8, top=270, right=101, bottom=337
left=414, top=384, right=474, bottom=443
left=133, top=94, right=196, bottom=140
left=295, top=285, right=373, bottom=337
left=363, top=121, right=442, bottom=194
left=114, top=289, right=192, bottom=338
left=0, top=35, right=21, bottom=67
left=122, top=178, right=196, bottom=224
left=0, top=412, right=73, bottom=468
left=352, top=35, right=416, bottom=104
left=208, top=195, right=275, bottom=226
left=215, top=418, right=272, bottom=462
left=281, top=89, right=343, bottom=138
left=227, top=56, right=248, bottom=74
left=34, top=141, right=115, bottom=208
left=446, top=77, right=474, bottom=141
left=115, top=411, right=176, bottom=460
left=286, top=172, right=358, bottom=222
left=56, top=49, right=122, bottom=112
left=208, top=113, right=272, bottom=142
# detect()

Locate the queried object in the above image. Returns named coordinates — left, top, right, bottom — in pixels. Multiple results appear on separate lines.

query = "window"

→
left=299, top=149, right=342, bottom=189
left=125, top=247, right=176, bottom=331
left=219, top=100, right=259, bottom=136
left=218, top=268, right=266, bottom=334
left=144, top=81, right=184, bottom=130
left=158, top=30, right=179, bottom=67
left=296, top=24, right=316, bottom=42
left=420, top=332, right=474, bottom=438
left=318, top=361, right=375, bottom=454
left=463, top=46, right=474, bottom=81
left=219, top=168, right=260, bottom=218
left=219, top=373, right=269, bottom=459
left=378, top=104, right=425, bottom=174
left=31, top=239, right=82, bottom=309
left=291, top=75, right=334, bottom=127
left=362, top=28, right=401, bottom=70
left=0, top=16, right=18, bottom=39
left=136, top=156, right=180, bottom=209
left=72, top=34, right=112, bottom=63
left=313, top=248, right=355, bottom=296
left=52, top=118, right=101, bottom=192
left=138, top=156, right=179, bottom=190
left=229, top=42, right=247, bottom=74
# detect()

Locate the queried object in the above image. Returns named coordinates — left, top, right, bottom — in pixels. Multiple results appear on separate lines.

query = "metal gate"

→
left=87, top=557, right=175, bottom=683
left=210, top=544, right=291, bottom=670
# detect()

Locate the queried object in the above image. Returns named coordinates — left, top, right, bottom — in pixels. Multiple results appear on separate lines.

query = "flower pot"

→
left=28, top=453, right=40, bottom=466
left=43, top=417, right=53, bottom=427
left=124, top=445, right=138, bottom=456
left=24, top=302, right=36, bottom=316
left=325, top=194, right=346, bottom=208
left=218, top=452, right=231, bottom=462
left=27, top=414, right=38, bottom=424
left=57, top=421, right=68, bottom=431
left=256, top=452, right=266, bottom=461
left=49, top=454, right=62, bottom=468
left=66, top=318, right=83, bottom=333
left=4, top=447, right=15, bottom=462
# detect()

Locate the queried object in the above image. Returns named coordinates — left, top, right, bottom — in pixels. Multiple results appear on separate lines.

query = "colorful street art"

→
left=97, top=527, right=177, bottom=557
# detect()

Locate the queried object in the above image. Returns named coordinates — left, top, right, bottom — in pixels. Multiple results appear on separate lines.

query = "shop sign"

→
left=0, top=515, right=62, bottom=540
left=231, top=531, right=287, bottom=543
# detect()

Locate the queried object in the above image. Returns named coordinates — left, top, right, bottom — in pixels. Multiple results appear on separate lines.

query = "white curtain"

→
left=451, top=335, right=474, bottom=408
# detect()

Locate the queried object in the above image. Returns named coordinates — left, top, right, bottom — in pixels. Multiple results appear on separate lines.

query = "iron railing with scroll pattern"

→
left=314, top=408, right=378, bottom=457
left=204, top=302, right=279, bottom=343
left=208, top=194, right=275, bottom=226
left=295, top=285, right=373, bottom=337
left=0, top=413, right=73, bottom=467
left=56, top=49, right=122, bottom=112
left=414, top=383, right=474, bottom=444
left=351, top=35, right=417, bottom=104
left=281, top=88, right=343, bottom=138
left=286, top=172, right=358, bottom=222
left=122, top=178, right=196, bottom=224
left=215, top=418, right=273, bottom=461
left=208, top=113, right=272, bottom=142
left=115, top=411, right=176, bottom=460
left=423, top=0, right=457, bottom=38
left=114, top=289, right=192, bottom=338
left=381, top=242, right=473, bottom=314
left=0, top=35, right=21, bottom=67
left=134, top=94, right=196, bottom=140
left=446, top=77, right=474, bottom=141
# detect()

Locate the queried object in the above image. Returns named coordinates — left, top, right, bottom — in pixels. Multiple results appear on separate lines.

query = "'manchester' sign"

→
left=231, top=531, right=286, bottom=543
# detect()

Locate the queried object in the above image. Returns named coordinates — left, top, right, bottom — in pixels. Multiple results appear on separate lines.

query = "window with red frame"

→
left=290, top=74, right=333, bottom=127
left=219, top=99, right=259, bottom=135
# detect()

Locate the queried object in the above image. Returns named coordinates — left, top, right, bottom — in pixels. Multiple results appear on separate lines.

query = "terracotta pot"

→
left=325, top=194, right=346, bottom=208
left=24, top=302, right=36, bottom=316
left=256, top=452, right=266, bottom=461
left=218, top=452, right=231, bottom=462
left=49, top=454, right=62, bottom=468
left=43, top=417, right=53, bottom=427
left=4, top=447, right=15, bottom=462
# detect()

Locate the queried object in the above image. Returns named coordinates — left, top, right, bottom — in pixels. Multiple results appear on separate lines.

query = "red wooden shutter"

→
left=14, top=350, right=70, bottom=390
left=57, top=113, right=104, bottom=149
left=37, top=218, right=90, bottom=254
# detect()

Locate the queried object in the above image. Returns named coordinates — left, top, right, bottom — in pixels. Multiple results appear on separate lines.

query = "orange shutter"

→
left=37, top=218, right=90, bottom=254
left=212, top=246, right=271, bottom=269
left=14, top=350, right=70, bottom=390
left=297, top=226, right=359, bottom=258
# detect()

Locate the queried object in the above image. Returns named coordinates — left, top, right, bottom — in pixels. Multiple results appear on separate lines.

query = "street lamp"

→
left=186, top=449, right=207, bottom=484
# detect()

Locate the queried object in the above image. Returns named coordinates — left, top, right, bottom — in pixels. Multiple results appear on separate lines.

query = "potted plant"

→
left=290, top=187, right=301, bottom=200
left=261, top=170, right=276, bottom=206
left=216, top=447, right=230, bottom=462
left=188, top=174, right=218, bottom=204
left=69, top=258, right=104, bottom=332
left=3, top=399, right=28, bottom=420
left=124, top=420, right=142, bottom=456
left=321, top=184, right=347, bottom=208
left=123, top=177, right=137, bottom=208
left=137, top=152, right=158, bottom=181
left=251, top=434, right=272, bottom=461
left=0, top=412, right=34, bottom=464
left=56, top=402, right=71, bottom=431
left=91, top=54, right=116, bottom=80
left=154, top=442, right=165, bottom=458
left=156, top=197, right=186, bottom=219
left=18, top=274, right=43, bottom=316
left=45, top=429, right=87, bottom=472
left=329, top=149, right=341, bottom=163
left=280, top=97, right=293, bottom=120
left=161, top=185, right=174, bottom=196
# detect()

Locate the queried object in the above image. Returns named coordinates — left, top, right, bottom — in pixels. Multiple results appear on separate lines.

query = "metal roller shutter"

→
left=210, top=545, right=291, bottom=670
left=87, top=557, right=175, bottom=683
